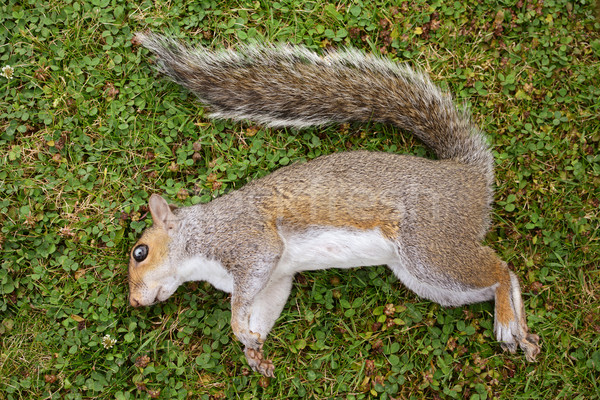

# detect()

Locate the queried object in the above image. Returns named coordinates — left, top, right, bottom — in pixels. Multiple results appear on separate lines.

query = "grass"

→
left=1, top=0, right=599, bottom=398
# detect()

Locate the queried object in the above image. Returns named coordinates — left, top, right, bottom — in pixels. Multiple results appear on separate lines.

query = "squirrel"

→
left=129, top=32, right=540, bottom=377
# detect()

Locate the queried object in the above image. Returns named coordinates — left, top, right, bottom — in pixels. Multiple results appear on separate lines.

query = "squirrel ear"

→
left=148, top=194, right=179, bottom=231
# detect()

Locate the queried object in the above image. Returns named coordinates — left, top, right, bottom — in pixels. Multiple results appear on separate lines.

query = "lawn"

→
left=1, top=0, right=599, bottom=399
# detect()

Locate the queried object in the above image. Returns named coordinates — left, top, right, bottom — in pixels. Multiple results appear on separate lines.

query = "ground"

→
left=0, top=0, right=599, bottom=399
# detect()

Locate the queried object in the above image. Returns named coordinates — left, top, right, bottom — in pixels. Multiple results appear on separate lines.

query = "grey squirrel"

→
left=129, top=32, right=540, bottom=377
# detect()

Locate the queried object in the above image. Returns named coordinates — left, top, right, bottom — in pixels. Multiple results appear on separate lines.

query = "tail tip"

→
left=132, top=30, right=161, bottom=48
left=132, top=32, right=148, bottom=48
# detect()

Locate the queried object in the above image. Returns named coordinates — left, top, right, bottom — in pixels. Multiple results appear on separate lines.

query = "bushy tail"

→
left=136, top=32, right=493, bottom=182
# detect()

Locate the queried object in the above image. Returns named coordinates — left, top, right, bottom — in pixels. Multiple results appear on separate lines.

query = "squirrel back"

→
left=135, top=33, right=493, bottom=188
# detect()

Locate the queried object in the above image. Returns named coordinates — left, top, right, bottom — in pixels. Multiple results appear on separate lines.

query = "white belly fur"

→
left=278, top=227, right=398, bottom=273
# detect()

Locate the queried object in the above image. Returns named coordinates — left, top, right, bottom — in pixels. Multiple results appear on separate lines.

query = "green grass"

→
left=1, top=0, right=599, bottom=398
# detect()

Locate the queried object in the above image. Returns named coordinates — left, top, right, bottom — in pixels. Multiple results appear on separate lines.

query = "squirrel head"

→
left=128, top=194, right=181, bottom=307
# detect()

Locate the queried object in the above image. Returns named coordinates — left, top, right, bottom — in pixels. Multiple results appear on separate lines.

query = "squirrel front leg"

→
left=230, top=266, right=279, bottom=377
left=231, top=295, right=274, bottom=377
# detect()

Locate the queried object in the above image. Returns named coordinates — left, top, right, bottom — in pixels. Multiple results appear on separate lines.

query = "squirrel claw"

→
left=520, top=333, right=540, bottom=362
left=245, top=347, right=275, bottom=377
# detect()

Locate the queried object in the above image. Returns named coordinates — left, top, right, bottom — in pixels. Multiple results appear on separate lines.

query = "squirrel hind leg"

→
left=494, top=268, right=540, bottom=361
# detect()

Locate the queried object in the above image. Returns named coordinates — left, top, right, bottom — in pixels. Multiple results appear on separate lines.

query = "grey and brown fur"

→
left=129, top=32, right=540, bottom=377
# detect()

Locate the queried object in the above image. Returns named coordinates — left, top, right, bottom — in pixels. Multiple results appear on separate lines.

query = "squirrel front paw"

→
left=245, top=347, right=275, bottom=377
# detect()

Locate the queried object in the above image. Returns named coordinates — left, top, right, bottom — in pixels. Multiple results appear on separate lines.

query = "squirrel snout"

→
left=130, top=297, right=141, bottom=308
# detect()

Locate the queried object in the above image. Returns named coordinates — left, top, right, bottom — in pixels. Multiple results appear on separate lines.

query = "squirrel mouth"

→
left=152, top=288, right=163, bottom=304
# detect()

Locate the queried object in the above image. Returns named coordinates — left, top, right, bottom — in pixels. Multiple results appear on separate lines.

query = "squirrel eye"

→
left=132, top=244, right=149, bottom=262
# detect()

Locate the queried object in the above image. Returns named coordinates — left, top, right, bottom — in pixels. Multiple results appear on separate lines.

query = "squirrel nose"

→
left=130, top=297, right=141, bottom=308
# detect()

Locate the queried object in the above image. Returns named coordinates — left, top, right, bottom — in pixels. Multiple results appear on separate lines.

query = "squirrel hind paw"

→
left=520, top=333, right=541, bottom=362
left=496, top=322, right=541, bottom=362
left=495, top=320, right=540, bottom=361
left=494, top=320, right=518, bottom=351
left=500, top=340, right=518, bottom=354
